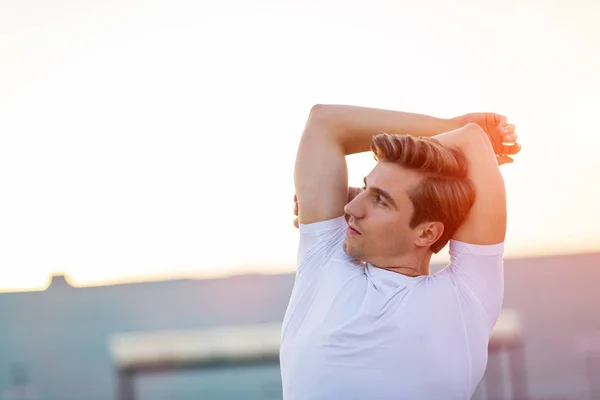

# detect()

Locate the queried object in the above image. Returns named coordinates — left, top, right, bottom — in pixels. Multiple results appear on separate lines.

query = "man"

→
left=279, top=104, right=521, bottom=399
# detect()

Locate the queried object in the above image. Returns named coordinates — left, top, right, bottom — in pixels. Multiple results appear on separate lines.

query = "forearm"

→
left=306, top=104, right=460, bottom=155
left=434, top=124, right=507, bottom=243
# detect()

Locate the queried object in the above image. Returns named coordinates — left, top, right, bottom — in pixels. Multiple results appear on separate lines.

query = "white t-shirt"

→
left=280, top=216, right=504, bottom=400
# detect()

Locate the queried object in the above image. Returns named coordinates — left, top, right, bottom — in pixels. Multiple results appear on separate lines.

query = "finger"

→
left=497, top=115, right=507, bottom=127
left=497, top=155, right=514, bottom=165
left=502, top=123, right=515, bottom=134
left=503, top=133, right=518, bottom=143
left=293, top=194, right=297, bottom=202
left=294, top=218, right=299, bottom=229
left=294, top=201, right=298, bottom=216
left=501, top=142, right=521, bottom=155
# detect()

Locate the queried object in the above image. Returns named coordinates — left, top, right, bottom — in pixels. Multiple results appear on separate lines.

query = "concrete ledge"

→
left=108, top=322, right=282, bottom=372
left=108, top=309, right=524, bottom=372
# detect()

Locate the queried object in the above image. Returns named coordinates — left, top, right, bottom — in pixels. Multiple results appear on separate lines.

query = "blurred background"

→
left=0, top=0, right=599, bottom=399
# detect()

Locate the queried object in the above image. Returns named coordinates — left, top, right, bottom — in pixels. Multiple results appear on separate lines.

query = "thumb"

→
left=497, top=155, right=514, bottom=165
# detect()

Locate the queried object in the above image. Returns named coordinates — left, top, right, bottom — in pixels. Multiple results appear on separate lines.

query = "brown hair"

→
left=371, top=133, right=476, bottom=253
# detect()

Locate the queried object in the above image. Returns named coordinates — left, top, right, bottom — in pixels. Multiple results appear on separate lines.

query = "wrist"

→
left=449, top=116, right=465, bottom=131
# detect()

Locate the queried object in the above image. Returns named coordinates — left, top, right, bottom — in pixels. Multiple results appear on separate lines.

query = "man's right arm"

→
left=293, top=107, right=349, bottom=225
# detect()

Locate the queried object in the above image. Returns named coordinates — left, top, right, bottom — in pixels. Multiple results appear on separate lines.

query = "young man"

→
left=280, top=105, right=521, bottom=399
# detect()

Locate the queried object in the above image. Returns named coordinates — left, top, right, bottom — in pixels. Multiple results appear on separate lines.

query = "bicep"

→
left=442, top=241, right=505, bottom=330
left=452, top=126, right=507, bottom=245
left=294, top=116, right=349, bottom=225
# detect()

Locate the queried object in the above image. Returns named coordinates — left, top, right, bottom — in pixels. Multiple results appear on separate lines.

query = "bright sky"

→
left=1, top=0, right=599, bottom=291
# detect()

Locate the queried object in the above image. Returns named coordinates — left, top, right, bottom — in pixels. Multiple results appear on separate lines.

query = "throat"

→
left=376, top=252, right=432, bottom=277
left=380, top=266, right=427, bottom=277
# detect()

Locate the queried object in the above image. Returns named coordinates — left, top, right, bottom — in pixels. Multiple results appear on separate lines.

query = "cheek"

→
left=383, top=222, right=407, bottom=245
left=369, top=213, right=408, bottom=244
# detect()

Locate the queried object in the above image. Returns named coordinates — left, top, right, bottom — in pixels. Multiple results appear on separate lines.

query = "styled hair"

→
left=371, top=133, right=476, bottom=253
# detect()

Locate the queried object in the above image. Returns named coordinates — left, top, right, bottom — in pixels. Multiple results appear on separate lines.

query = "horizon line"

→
left=1, top=248, right=598, bottom=294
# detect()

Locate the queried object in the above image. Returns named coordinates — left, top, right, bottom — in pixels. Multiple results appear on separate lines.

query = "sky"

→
left=0, top=0, right=599, bottom=291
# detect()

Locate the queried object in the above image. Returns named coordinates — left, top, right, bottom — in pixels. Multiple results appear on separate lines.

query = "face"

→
left=343, top=162, right=427, bottom=267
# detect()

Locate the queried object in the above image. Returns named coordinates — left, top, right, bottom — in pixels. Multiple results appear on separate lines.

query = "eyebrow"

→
left=363, top=176, right=398, bottom=209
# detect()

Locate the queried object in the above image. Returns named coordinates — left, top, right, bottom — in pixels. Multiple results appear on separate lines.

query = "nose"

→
left=344, top=193, right=364, bottom=219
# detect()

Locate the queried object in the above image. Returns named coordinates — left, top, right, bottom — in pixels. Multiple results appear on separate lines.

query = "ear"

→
left=414, top=221, right=444, bottom=249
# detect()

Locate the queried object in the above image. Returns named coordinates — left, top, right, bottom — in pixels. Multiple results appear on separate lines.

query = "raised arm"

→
left=433, top=122, right=520, bottom=245
left=294, top=105, right=461, bottom=225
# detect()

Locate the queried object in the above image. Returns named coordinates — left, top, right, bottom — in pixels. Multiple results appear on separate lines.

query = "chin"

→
left=343, top=239, right=362, bottom=260
left=342, top=239, right=353, bottom=255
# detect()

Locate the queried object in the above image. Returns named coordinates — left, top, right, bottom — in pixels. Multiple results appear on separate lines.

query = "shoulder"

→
left=297, top=216, right=352, bottom=273
left=449, top=240, right=504, bottom=258
left=298, top=215, right=348, bottom=236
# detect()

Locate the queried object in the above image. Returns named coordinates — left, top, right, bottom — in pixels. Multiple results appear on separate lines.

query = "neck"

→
left=376, top=251, right=432, bottom=277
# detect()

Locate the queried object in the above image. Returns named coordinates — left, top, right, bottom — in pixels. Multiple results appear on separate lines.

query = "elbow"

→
left=307, top=104, right=331, bottom=124
left=459, top=124, right=501, bottom=172
left=461, top=123, right=494, bottom=151
left=309, top=103, right=328, bottom=114
left=303, top=104, right=336, bottom=136
left=462, top=123, right=487, bottom=140
left=309, top=103, right=331, bottom=116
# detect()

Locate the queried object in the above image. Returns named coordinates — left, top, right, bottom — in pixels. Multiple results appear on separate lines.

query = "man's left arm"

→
left=433, top=121, right=520, bottom=328
left=433, top=120, right=520, bottom=245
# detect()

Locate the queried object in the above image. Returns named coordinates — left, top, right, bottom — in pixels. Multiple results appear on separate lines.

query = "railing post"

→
left=117, top=369, right=135, bottom=400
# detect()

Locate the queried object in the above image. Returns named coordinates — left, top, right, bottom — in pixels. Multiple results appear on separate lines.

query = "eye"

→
left=374, top=194, right=386, bottom=206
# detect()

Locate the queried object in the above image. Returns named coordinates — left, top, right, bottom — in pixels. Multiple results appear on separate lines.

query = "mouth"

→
left=347, top=225, right=361, bottom=236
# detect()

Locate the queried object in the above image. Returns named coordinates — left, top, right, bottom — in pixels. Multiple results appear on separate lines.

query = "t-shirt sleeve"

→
left=439, top=240, right=505, bottom=331
left=281, top=216, right=352, bottom=339
left=297, top=216, right=349, bottom=275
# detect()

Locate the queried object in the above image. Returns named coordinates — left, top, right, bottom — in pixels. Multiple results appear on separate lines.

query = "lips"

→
left=348, top=224, right=361, bottom=234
